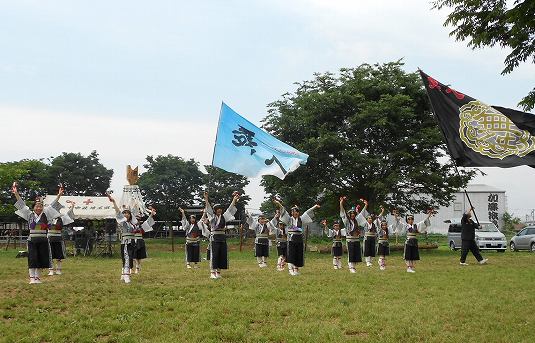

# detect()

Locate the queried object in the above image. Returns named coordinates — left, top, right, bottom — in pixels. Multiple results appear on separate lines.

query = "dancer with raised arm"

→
left=363, top=204, right=385, bottom=267
left=273, top=213, right=288, bottom=272
left=376, top=219, right=390, bottom=271
left=108, top=192, right=137, bottom=284
left=132, top=206, right=156, bottom=274
left=180, top=207, right=203, bottom=269
left=339, top=197, right=367, bottom=273
left=47, top=191, right=75, bottom=276
left=273, top=199, right=320, bottom=276
left=12, top=182, right=61, bottom=284
left=246, top=211, right=277, bottom=268
left=393, top=209, right=433, bottom=273
left=323, top=219, right=346, bottom=270
left=203, top=191, right=240, bottom=279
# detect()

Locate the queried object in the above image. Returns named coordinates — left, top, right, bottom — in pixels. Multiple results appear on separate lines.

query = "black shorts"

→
left=287, top=241, right=304, bottom=267
left=186, top=243, right=201, bottom=263
left=27, top=238, right=51, bottom=269
left=377, top=242, right=390, bottom=256
left=277, top=243, right=287, bottom=258
left=404, top=239, right=420, bottom=260
left=210, top=240, right=228, bottom=270
left=347, top=240, right=362, bottom=263
left=363, top=237, right=376, bottom=257
left=49, top=240, right=66, bottom=260
left=134, top=239, right=147, bottom=259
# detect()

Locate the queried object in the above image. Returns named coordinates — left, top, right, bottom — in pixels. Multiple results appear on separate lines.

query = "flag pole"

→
left=453, top=165, right=481, bottom=225
left=419, top=68, right=481, bottom=226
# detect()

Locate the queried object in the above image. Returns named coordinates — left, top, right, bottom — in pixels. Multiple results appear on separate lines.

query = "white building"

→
left=413, top=184, right=507, bottom=234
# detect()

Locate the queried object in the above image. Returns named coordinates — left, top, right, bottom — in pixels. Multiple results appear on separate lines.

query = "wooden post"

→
left=304, top=225, right=309, bottom=252
left=169, top=221, right=175, bottom=253
left=239, top=223, right=244, bottom=252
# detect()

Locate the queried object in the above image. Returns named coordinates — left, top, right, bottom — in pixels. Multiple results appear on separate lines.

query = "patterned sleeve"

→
left=141, top=215, right=155, bottom=232
left=301, top=206, right=317, bottom=224
left=417, top=217, right=431, bottom=233
left=340, top=208, right=349, bottom=228
left=43, top=205, right=61, bottom=222
left=223, top=204, right=237, bottom=222
left=14, top=198, right=31, bottom=221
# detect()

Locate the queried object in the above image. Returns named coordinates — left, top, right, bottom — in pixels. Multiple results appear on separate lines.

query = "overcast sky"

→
left=1, top=0, right=534, bottom=218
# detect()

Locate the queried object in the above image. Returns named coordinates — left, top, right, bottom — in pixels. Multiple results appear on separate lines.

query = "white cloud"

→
left=0, top=106, right=267, bottom=209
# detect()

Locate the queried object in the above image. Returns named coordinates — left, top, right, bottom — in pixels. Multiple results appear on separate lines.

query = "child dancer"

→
left=12, top=183, right=61, bottom=284
left=273, top=199, right=320, bottom=276
left=323, top=219, right=346, bottom=269
left=363, top=205, right=385, bottom=267
left=274, top=219, right=288, bottom=271
left=132, top=207, right=156, bottom=274
left=246, top=212, right=277, bottom=268
left=377, top=220, right=390, bottom=271
left=48, top=196, right=75, bottom=276
left=339, top=197, right=366, bottom=273
left=180, top=207, right=203, bottom=269
left=108, top=193, right=137, bottom=284
left=203, top=191, right=240, bottom=279
left=393, top=210, right=433, bottom=273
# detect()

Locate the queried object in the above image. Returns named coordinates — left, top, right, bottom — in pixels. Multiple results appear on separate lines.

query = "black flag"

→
left=420, top=70, right=535, bottom=168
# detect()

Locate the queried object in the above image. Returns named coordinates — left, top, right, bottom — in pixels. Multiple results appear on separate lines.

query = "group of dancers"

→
left=178, top=193, right=433, bottom=279
left=13, top=182, right=436, bottom=284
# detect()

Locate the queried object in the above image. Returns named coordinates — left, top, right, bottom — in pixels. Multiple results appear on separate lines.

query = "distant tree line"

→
left=0, top=151, right=250, bottom=222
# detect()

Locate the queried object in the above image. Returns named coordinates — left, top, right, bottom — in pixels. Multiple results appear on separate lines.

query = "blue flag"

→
left=212, top=103, right=308, bottom=179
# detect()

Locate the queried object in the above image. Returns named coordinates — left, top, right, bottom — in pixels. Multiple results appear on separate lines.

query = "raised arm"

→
left=179, top=207, right=188, bottom=227
left=301, top=204, right=320, bottom=225
left=273, top=199, right=290, bottom=225
left=12, top=182, right=31, bottom=221
left=141, top=207, right=156, bottom=232
left=245, top=210, right=255, bottom=229
left=417, top=209, right=433, bottom=233
left=356, top=199, right=368, bottom=226
left=223, top=193, right=240, bottom=221
left=339, top=197, right=349, bottom=226
left=204, top=192, right=214, bottom=220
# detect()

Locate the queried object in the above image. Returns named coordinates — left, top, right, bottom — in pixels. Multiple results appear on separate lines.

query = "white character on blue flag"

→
left=212, top=103, right=309, bottom=179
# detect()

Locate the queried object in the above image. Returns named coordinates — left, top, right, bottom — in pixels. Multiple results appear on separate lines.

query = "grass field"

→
left=1, top=238, right=534, bottom=343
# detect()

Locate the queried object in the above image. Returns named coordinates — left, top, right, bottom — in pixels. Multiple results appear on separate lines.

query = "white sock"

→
left=348, top=262, right=354, bottom=269
left=28, top=268, right=34, bottom=278
left=57, top=261, right=62, bottom=270
left=257, top=257, right=263, bottom=264
left=333, top=258, right=337, bottom=266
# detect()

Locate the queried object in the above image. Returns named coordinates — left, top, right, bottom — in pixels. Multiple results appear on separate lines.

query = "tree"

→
left=138, top=155, right=205, bottom=221
left=433, top=0, right=535, bottom=110
left=502, top=211, right=522, bottom=232
left=0, top=159, right=48, bottom=220
left=260, top=61, right=477, bottom=218
left=204, top=165, right=251, bottom=222
left=44, top=151, right=113, bottom=196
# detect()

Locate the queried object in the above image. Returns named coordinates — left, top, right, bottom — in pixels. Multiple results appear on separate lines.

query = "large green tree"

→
left=260, top=61, right=476, bottom=218
left=138, top=155, right=205, bottom=221
left=433, top=0, right=535, bottom=110
left=204, top=165, right=251, bottom=222
left=0, top=159, right=48, bottom=220
left=44, top=151, right=113, bottom=196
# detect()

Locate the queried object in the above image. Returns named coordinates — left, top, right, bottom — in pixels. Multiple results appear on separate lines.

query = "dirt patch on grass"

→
left=345, top=330, right=369, bottom=338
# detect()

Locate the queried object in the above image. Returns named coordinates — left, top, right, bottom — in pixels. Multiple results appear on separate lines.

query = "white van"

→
left=446, top=219, right=506, bottom=252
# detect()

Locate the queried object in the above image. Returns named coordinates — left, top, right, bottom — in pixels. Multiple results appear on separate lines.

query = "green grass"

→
left=0, top=239, right=534, bottom=343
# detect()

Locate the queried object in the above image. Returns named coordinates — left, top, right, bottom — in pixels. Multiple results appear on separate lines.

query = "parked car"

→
left=509, top=226, right=535, bottom=252
left=446, top=219, right=507, bottom=252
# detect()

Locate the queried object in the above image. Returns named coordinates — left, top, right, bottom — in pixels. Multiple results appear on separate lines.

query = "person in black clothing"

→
left=460, top=207, right=488, bottom=266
